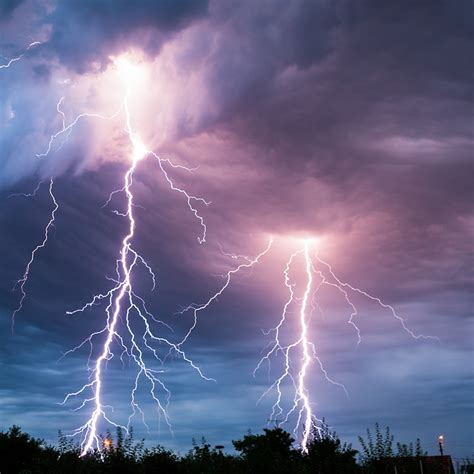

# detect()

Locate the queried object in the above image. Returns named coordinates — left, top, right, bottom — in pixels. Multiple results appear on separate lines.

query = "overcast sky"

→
left=0, top=0, right=472, bottom=461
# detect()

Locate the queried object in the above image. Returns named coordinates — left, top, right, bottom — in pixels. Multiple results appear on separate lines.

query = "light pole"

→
left=438, top=435, right=444, bottom=456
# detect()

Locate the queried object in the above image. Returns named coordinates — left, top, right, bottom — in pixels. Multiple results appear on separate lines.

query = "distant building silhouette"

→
left=376, top=455, right=455, bottom=473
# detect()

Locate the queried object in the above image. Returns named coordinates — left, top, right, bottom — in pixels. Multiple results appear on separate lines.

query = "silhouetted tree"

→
left=304, top=419, right=360, bottom=473
left=182, top=437, right=239, bottom=474
left=358, top=423, right=429, bottom=474
left=141, top=445, right=180, bottom=474
left=0, top=425, right=57, bottom=473
left=396, top=437, right=427, bottom=457
left=233, top=427, right=301, bottom=474
left=0, top=423, right=432, bottom=473
left=358, top=423, right=394, bottom=465
left=98, top=427, right=144, bottom=474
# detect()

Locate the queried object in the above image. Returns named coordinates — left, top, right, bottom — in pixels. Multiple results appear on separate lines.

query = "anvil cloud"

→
left=0, top=0, right=472, bottom=460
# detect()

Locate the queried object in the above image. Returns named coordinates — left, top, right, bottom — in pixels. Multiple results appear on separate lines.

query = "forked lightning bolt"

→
left=255, top=239, right=437, bottom=453
left=15, top=57, right=272, bottom=455
left=40, top=60, right=213, bottom=454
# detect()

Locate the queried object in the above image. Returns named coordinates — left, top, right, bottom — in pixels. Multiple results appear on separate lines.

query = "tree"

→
left=233, top=427, right=301, bottom=474
left=98, top=427, right=144, bottom=474
left=359, top=424, right=429, bottom=474
left=141, top=445, right=180, bottom=473
left=0, top=425, right=58, bottom=473
left=181, top=437, right=239, bottom=474
left=396, top=438, right=427, bottom=458
left=358, top=423, right=394, bottom=466
left=305, top=419, right=360, bottom=473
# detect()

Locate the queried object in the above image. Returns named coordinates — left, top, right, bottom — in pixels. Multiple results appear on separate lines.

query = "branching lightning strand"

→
left=0, top=41, right=40, bottom=70
left=11, top=178, right=58, bottom=331
left=255, top=239, right=436, bottom=453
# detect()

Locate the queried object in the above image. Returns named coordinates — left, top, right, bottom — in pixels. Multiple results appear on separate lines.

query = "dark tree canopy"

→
left=0, top=422, right=442, bottom=474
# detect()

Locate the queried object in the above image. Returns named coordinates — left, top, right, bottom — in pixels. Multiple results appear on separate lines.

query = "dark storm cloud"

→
left=45, top=0, right=209, bottom=72
left=211, top=0, right=473, bottom=164
left=0, top=0, right=24, bottom=21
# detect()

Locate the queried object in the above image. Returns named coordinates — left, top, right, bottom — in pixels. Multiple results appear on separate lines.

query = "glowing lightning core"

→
left=296, top=241, right=313, bottom=452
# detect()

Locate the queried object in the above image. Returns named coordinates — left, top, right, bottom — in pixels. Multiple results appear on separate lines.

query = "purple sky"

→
left=1, top=0, right=473, bottom=461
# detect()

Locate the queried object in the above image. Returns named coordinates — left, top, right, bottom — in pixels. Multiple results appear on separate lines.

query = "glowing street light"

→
left=438, top=435, right=444, bottom=456
left=103, top=438, right=112, bottom=450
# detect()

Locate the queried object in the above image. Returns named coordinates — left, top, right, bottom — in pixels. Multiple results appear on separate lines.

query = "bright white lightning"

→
left=255, top=238, right=437, bottom=453
left=29, top=57, right=269, bottom=455
left=255, top=241, right=324, bottom=453
left=50, top=60, right=213, bottom=454
left=296, top=241, right=313, bottom=452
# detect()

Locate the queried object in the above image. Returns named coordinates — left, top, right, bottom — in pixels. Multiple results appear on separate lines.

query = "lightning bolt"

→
left=255, top=238, right=437, bottom=453
left=23, top=57, right=272, bottom=455
left=312, top=251, right=439, bottom=342
left=295, top=241, right=313, bottom=451
left=254, top=241, right=323, bottom=453
left=3, top=41, right=54, bottom=331
left=176, top=238, right=273, bottom=349
left=0, top=41, right=41, bottom=70
left=11, top=178, right=58, bottom=331
left=47, top=62, right=215, bottom=455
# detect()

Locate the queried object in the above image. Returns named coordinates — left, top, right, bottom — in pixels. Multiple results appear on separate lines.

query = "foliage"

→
left=182, top=437, right=239, bottom=473
left=233, top=427, right=300, bottom=473
left=358, top=422, right=394, bottom=464
left=396, top=437, right=426, bottom=458
left=0, top=425, right=58, bottom=473
left=305, top=419, right=360, bottom=473
left=0, top=422, right=432, bottom=474
left=358, top=423, right=429, bottom=473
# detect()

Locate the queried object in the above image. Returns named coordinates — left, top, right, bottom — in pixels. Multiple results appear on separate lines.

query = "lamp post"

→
left=438, top=435, right=444, bottom=456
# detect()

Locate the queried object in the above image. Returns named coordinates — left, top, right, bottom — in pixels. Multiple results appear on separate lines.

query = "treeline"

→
left=0, top=422, right=428, bottom=474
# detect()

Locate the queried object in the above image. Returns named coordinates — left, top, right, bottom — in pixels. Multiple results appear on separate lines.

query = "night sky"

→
left=1, top=0, right=473, bottom=461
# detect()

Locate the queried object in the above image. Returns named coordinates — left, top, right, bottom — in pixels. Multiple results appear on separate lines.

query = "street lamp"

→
left=438, top=435, right=444, bottom=456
